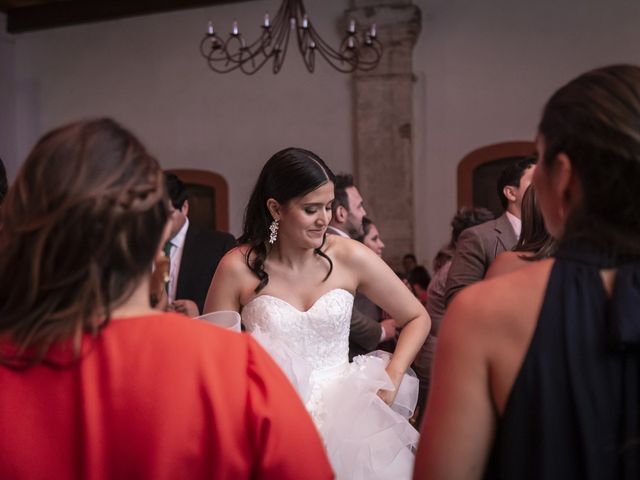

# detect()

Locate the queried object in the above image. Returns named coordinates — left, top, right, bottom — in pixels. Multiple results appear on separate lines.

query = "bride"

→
left=205, top=147, right=430, bottom=479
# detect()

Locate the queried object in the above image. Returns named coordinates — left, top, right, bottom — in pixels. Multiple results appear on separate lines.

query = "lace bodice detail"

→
left=241, top=289, right=354, bottom=371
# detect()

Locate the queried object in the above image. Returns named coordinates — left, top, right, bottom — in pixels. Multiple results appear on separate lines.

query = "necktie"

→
left=163, top=241, right=172, bottom=258
left=163, top=242, right=173, bottom=293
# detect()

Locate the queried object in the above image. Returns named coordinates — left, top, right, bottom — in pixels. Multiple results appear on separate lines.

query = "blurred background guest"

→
left=402, top=253, right=418, bottom=277
left=327, top=176, right=396, bottom=358
left=411, top=207, right=494, bottom=427
left=407, top=266, right=431, bottom=306
left=445, top=157, right=536, bottom=305
left=353, top=216, right=399, bottom=357
left=162, top=172, right=235, bottom=316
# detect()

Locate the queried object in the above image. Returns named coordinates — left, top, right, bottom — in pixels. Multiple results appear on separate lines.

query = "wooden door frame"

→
left=457, top=141, right=535, bottom=208
left=167, top=168, right=230, bottom=232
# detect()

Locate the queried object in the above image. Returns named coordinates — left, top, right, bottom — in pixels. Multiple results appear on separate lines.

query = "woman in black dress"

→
left=415, top=64, right=640, bottom=479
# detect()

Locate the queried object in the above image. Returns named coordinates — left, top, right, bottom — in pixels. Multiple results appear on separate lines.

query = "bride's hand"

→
left=378, top=367, right=404, bottom=405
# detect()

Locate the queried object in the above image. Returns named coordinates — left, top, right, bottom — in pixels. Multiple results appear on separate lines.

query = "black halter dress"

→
left=485, top=243, right=640, bottom=479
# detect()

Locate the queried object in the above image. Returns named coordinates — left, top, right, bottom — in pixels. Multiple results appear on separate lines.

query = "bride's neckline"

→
left=243, top=288, right=354, bottom=314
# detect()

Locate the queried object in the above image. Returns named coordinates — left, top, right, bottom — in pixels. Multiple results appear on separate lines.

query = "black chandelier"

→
left=199, top=0, right=383, bottom=75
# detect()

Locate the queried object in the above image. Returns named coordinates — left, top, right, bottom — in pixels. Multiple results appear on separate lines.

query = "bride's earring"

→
left=269, top=220, right=279, bottom=244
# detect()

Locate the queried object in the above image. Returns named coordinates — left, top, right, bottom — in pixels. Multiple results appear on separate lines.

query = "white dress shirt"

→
left=167, top=218, right=189, bottom=303
left=326, top=225, right=350, bottom=238
left=506, top=211, right=522, bottom=240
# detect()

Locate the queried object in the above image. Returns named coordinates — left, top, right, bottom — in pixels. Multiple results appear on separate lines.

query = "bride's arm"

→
left=203, top=247, right=245, bottom=314
left=345, top=240, right=431, bottom=399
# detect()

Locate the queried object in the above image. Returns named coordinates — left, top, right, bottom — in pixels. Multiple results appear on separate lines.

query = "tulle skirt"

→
left=252, top=329, right=419, bottom=480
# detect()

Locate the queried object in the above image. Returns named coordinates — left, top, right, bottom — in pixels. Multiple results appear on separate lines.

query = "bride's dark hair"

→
left=239, top=147, right=336, bottom=293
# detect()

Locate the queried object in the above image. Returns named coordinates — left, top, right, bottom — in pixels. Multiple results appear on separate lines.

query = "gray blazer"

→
left=444, top=212, right=518, bottom=306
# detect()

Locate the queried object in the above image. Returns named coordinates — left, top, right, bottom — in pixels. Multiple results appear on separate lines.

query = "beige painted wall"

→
left=413, top=0, right=640, bottom=267
left=10, top=0, right=353, bottom=236
left=3, top=0, right=640, bottom=266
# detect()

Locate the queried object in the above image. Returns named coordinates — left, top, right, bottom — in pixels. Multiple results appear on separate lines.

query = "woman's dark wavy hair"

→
left=514, top=185, right=557, bottom=261
left=0, top=118, right=168, bottom=366
left=539, top=64, right=640, bottom=259
left=238, top=147, right=336, bottom=293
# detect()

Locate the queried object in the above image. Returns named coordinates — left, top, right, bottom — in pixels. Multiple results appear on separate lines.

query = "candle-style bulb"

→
left=348, top=19, right=356, bottom=34
left=309, top=40, right=316, bottom=49
left=302, top=14, right=309, bottom=29
left=263, top=13, right=270, bottom=28
left=347, top=36, right=355, bottom=49
left=370, top=23, right=377, bottom=39
left=207, top=21, right=214, bottom=35
left=232, top=20, right=239, bottom=36
left=290, top=17, right=297, bottom=29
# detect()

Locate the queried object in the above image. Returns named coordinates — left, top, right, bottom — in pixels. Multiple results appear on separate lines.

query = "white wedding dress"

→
left=242, top=288, right=419, bottom=479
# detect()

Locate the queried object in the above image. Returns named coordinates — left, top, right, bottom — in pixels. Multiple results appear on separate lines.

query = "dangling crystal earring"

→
left=269, top=220, right=279, bottom=244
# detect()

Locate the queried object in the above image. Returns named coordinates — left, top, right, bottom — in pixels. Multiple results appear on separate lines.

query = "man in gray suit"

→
left=444, top=157, right=536, bottom=305
left=327, top=174, right=397, bottom=358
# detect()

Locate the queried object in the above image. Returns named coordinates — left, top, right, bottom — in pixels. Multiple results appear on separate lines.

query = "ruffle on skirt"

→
left=251, top=328, right=419, bottom=480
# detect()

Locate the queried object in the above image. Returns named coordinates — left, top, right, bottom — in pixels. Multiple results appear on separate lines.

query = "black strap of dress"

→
left=485, top=242, right=640, bottom=479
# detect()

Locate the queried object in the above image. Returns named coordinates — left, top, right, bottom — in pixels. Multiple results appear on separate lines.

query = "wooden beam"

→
left=6, top=0, right=253, bottom=33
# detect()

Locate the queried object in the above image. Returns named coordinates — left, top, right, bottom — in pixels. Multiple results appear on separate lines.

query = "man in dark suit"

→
left=444, top=156, right=536, bottom=305
left=327, top=174, right=397, bottom=358
left=165, top=172, right=235, bottom=315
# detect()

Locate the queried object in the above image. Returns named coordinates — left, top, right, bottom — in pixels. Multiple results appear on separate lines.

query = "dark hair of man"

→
left=331, top=173, right=355, bottom=215
left=496, top=156, right=536, bottom=209
left=403, top=253, right=417, bottom=263
left=514, top=185, right=557, bottom=261
left=539, top=64, right=640, bottom=260
left=239, top=147, right=336, bottom=293
left=0, top=157, right=7, bottom=204
left=409, top=266, right=431, bottom=290
left=164, top=172, right=188, bottom=210
left=0, top=119, right=168, bottom=367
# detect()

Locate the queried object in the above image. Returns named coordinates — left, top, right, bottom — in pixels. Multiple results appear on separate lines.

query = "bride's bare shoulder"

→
left=217, top=245, right=253, bottom=276
left=324, top=234, right=366, bottom=258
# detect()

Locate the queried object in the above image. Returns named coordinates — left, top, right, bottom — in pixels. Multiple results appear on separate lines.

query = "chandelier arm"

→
left=312, top=45, right=358, bottom=73
left=200, top=0, right=383, bottom=74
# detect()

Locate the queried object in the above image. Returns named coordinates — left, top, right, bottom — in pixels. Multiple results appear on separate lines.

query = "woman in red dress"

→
left=0, top=119, right=333, bottom=480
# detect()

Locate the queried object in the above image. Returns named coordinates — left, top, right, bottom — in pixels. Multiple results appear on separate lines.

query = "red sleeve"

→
left=245, top=336, right=334, bottom=480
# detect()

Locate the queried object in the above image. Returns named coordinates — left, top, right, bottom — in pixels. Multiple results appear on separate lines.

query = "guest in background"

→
left=444, top=157, right=535, bottom=305
left=360, top=216, right=385, bottom=256
left=0, top=119, right=332, bottom=479
left=411, top=207, right=494, bottom=427
left=485, top=184, right=557, bottom=279
left=327, top=173, right=366, bottom=238
left=408, top=266, right=431, bottom=306
left=163, top=172, right=235, bottom=316
left=403, top=253, right=418, bottom=276
left=352, top=217, right=399, bottom=358
left=416, top=64, right=640, bottom=479
left=327, top=176, right=395, bottom=357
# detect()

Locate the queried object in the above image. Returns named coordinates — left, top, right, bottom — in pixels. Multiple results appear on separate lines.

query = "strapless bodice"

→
left=241, top=288, right=354, bottom=371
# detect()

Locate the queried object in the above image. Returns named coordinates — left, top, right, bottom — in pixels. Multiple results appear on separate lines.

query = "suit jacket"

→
left=444, top=212, right=517, bottom=306
left=349, top=293, right=383, bottom=359
left=176, top=225, right=236, bottom=314
left=326, top=228, right=382, bottom=355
